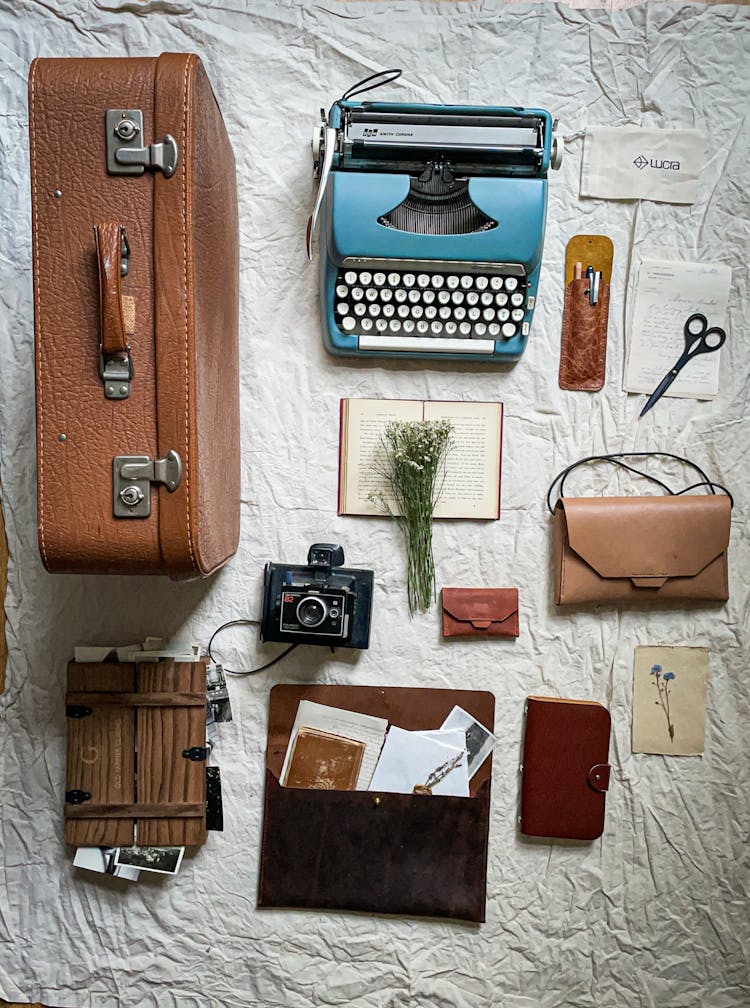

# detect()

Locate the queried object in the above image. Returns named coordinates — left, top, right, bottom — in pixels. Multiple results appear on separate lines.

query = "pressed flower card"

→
left=632, top=646, right=709, bottom=755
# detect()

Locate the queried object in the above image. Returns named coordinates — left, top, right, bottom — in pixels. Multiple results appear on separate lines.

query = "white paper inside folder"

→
left=581, top=126, right=706, bottom=204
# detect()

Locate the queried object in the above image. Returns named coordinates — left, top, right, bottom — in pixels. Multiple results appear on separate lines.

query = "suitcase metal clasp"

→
left=113, top=450, right=183, bottom=518
left=106, top=109, right=179, bottom=178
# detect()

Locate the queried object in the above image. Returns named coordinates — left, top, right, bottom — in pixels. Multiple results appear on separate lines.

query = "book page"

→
left=623, top=259, right=730, bottom=398
left=339, top=398, right=423, bottom=516
left=424, top=401, right=502, bottom=519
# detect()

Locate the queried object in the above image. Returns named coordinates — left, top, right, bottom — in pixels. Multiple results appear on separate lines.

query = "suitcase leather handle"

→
left=94, top=221, right=129, bottom=357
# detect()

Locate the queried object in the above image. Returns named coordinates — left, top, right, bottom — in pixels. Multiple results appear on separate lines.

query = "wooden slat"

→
left=66, top=802, right=204, bottom=819
left=66, top=691, right=206, bottom=707
left=137, top=661, right=207, bottom=846
left=65, top=663, right=137, bottom=847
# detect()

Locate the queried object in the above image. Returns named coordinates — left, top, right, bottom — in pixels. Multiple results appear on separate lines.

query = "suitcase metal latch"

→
left=106, top=109, right=179, bottom=178
left=113, top=450, right=183, bottom=518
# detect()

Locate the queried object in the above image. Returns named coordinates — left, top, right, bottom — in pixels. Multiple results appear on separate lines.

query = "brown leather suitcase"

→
left=28, top=53, right=240, bottom=578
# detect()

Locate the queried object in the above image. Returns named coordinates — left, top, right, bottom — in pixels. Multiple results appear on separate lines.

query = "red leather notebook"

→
left=520, top=696, right=611, bottom=841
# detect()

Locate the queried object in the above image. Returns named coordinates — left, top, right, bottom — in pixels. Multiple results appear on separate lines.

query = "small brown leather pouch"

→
left=559, top=235, right=614, bottom=391
left=441, top=587, right=519, bottom=638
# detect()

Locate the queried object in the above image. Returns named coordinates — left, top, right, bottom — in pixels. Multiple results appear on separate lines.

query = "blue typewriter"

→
left=308, top=82, right=562, bottom=363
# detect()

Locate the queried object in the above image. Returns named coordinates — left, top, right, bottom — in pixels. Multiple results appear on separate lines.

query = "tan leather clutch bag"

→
left=548, top=454, right=732, bottom=605
left=442, top=588, right=519, bottom=637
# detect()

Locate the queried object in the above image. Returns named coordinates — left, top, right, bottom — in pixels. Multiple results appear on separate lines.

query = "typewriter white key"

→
left=422, top=290, right=436, bottom=305
left=368, top=304, right=381, bottom=317
left=454, top=306, right=467, bottom=321
left=466, top=291, right=479, bottom=306
left=483, top=308, right=495, bottom=322
left=417, top=320, right=430, bottom=334
left=460, top=275, right=473, bottom=289
left=480, top=292, right=494, bottom=306
left=389, top=320, right=402, bottom=333
left=445, top=321, right=458, bottom=335
left=342, top=316, right=356, bottom=331
left=402, top=273, right=416, bottom=287
left=351, top=287, right=364, bottom=301
left=475, top=276, right=489, bottom=291
left=358, top=271, right=372, bottom=285
left=498, top=308, right=510, bottom=322
left=425, top=306, right=438, bottom=320
left=397, top=305, right=410, bottom=319
left=502, top=322, right=517, bottom=337
left=438, top=290, right=451, bottom=304
left=336, top=284, right=348, bottom=298
left=417, top=273, right=431, bottom=288
left=383, top=304, right=395, bottom=318
left=361, top=317, right=373, bottom=331
left=388, top=272, right=400, bottom=286
left=468, top=307, right=481, bottom=322
left=488, top=322, right=501, bottom=337
left=376, top=318, right=388, bottom=332
left=504, top=277, right=519, bottom=292
left=344, top=271, right=357, bottom=285
left=354, top=303, right=366, bottom=317
left=373, top=272, right=387, bottom=286
left=365, top=288, right=378, bottom=302
left=511, top=292, right=525, bottom=307
left=394, top=289, right=408, bottom=303
left=411, top=305, right=424, bottom=319
left=380, top=289, right=393, bottom=302
left=446, top=275, right=460, bottom=289
left=474, top=322, right=487, bottom=336
left=439, top=306, right=452, bottom=320
left=408, top=290, right=421, bottom=304
left=490, top=276, right=504, bottom=291
left=337, top=302, right=349, bottom=315
left=451, top=291, right=465, bottom=305
left=459, top=321, right=472, bottom=336
left=431, top=321, right=443, bottom=334
left=495, top=292, right=508, bottom=307
left=431, top=275, right=444, bottom=288
left=511, top=308, right=525, bottom=322
left=403, top=319, right=416, bottom=333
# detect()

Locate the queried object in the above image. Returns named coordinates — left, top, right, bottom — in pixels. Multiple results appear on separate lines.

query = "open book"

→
left=338, top=398, right=503, bottom=519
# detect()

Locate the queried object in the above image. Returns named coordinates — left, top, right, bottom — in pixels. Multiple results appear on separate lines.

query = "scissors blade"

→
left=640, top=367, right=681, bottom=418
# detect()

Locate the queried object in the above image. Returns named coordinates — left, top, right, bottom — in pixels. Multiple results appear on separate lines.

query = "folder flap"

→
left=267, top=684, right=495, bottom=796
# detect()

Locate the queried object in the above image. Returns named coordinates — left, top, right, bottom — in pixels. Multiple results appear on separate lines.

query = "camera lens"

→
left=296, top=596, right=328, bottom=628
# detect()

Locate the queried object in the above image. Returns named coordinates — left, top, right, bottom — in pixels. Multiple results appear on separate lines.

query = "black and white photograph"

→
left=114, top=846, right=185, bottom=876
left=441, top=706, right=496, bottom=778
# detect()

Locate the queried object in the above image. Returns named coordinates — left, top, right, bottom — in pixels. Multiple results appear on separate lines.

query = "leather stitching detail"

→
left=179, top=55, right=198, bottom=574
left=30, top=60, right=48, bottom=568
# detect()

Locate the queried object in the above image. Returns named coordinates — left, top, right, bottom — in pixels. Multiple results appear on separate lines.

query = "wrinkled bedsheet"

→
left=1, top=2, right=749, bottom=1006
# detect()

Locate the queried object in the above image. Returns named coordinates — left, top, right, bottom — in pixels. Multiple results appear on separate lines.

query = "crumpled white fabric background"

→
left=1, top=2, right=749, bottom=1006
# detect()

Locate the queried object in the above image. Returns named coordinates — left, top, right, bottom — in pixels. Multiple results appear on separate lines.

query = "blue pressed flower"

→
left=663, top=671, right=675, bottom=682
left=651, top=665, right=662, bottom=675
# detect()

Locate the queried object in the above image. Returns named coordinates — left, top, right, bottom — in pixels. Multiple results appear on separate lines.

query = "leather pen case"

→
left=441, top=587, right=519, bottom=638
left=559, top=235, right=614, bottom=391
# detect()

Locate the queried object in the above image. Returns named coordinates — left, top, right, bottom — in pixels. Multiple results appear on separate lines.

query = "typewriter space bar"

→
left=359, top=335, right=496, bottom=354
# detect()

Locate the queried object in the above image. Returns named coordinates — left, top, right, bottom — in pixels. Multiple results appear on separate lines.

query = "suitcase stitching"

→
left=30, top=60, right=49, bottom=568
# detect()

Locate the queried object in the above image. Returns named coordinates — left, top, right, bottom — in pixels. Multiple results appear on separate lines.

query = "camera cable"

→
left=207, top=619, right=298, bottom=677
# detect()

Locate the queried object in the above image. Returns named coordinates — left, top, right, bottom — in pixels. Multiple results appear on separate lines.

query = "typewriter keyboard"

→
left=333, top=261, right=533, bottom=354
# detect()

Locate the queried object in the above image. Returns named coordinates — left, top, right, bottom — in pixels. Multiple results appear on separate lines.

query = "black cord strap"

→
left=207, top=619, right=297, bottom=678
left=340, top=68, right=402, bottom=102
left=546, top=452, right=733, bottom=514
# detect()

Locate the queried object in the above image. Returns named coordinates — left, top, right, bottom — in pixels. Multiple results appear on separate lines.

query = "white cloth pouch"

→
left=581, top=126, right=705, bottom=204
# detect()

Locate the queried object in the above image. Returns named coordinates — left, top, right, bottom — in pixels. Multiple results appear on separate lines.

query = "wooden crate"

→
left=65, top=659, right=208, bottom=848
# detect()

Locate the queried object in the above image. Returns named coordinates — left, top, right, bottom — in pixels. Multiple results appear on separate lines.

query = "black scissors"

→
left=640, top=313, right=726, bottom=418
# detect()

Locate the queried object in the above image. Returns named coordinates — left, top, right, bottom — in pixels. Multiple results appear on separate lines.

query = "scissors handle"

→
left=683, top=312, right=727, bottom=355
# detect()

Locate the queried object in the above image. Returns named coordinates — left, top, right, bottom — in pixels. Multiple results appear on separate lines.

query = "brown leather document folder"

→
left=520, top=696, right=611, bottom=841
left=258, top=684, right=495, bottom=922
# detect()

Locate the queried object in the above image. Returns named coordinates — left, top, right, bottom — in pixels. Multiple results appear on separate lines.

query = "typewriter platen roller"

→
left=308, top=94, right=562, bottom=363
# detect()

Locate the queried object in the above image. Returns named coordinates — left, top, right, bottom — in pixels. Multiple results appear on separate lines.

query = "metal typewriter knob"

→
left=551, top=132, right=564, bottom=171
left=311, top=110, right=327, bottom=177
